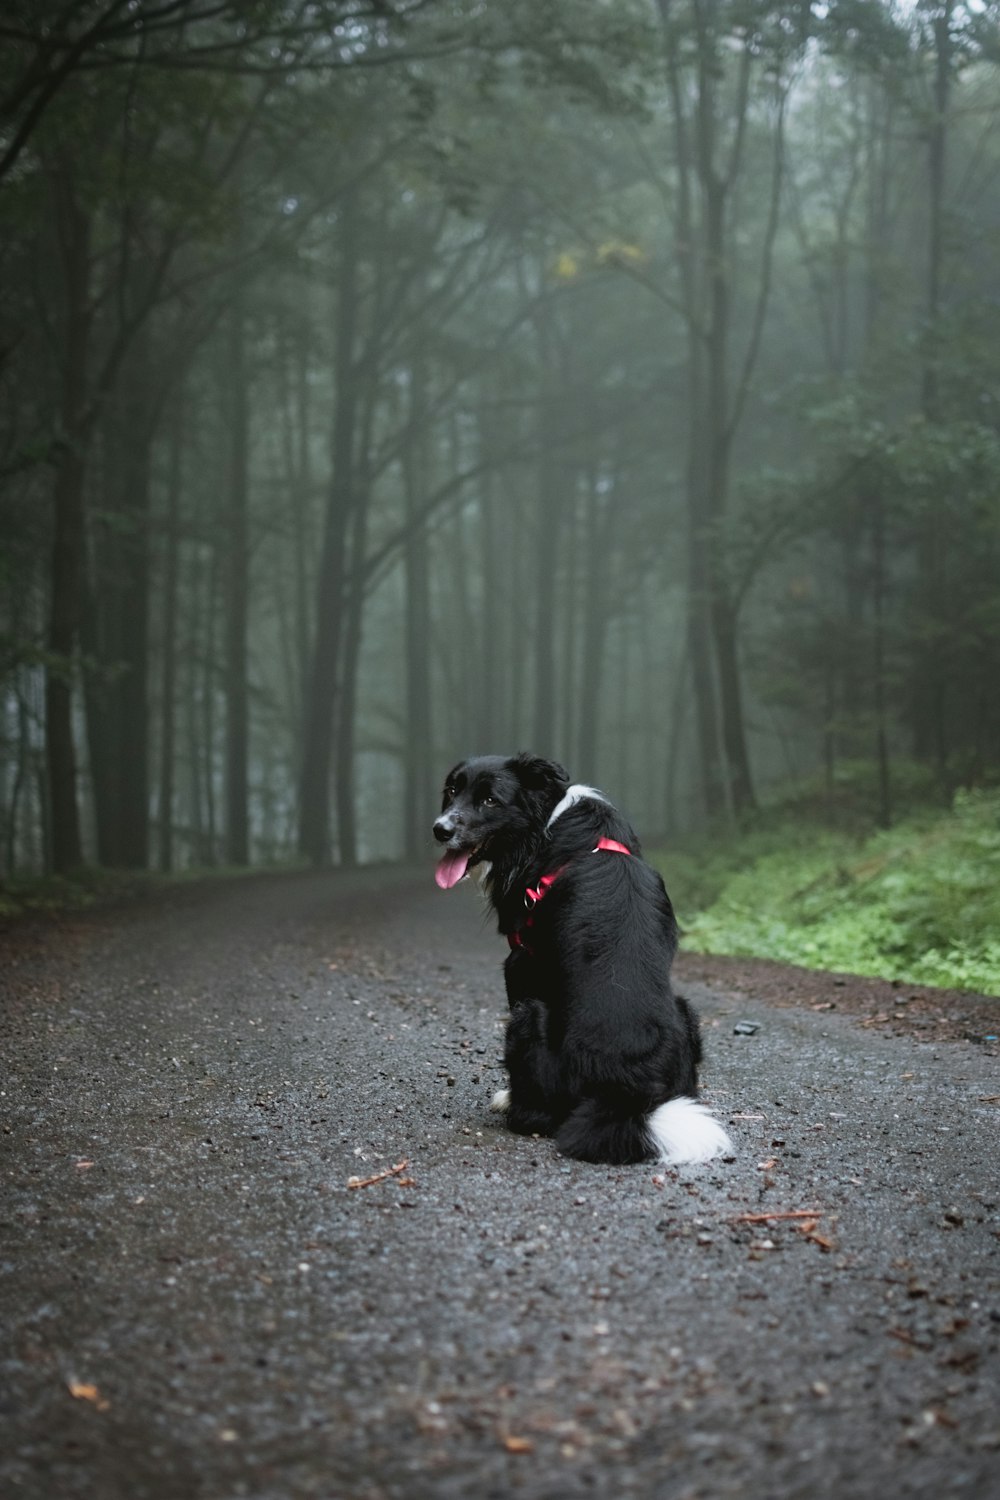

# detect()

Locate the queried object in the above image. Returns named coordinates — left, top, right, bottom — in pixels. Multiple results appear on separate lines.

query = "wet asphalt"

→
left=1, top=868, right=999, bottom=1500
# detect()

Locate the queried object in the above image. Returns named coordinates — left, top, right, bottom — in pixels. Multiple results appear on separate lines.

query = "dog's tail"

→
left=555, top=1096, right=731, bottom=1167
left=644, top=1097, right=732, bottom=1165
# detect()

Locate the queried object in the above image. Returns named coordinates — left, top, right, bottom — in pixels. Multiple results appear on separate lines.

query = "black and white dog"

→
left=433, top=752, right=731, bottom=1167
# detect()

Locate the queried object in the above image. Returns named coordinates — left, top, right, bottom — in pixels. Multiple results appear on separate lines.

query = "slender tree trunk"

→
left=532, top=377, right=573, bottom=755
left=45, top=174, right=90, bottom=872
left=202, top=544, right=220, bottom=863
left=659, top=2, right=725, bottom=820
left=872, top=490, right=892, bottom=829
left=84, top=351, right=155, bottom=869
left=559, top=480, right=580, bottom=764
left=912, top=3, right=952, bottom=776
left=115, top=353, right=154, bottom=868
left=224, top=284, right=250, bottom=865
left=185, top=545, right=206, bottom=865
left=697, top=38, right=755, bottom=818
left=475, top=393, right=505, bottom=750
left=664, top=633, right=691, bottom=833
left=158, top=389, right=184, bottom=871
left=334, top=490, right=369, bottom=869
left=685, top=385, right=726, bottom=817
left=4, top=686, right=32, bottom=874
left=576, top=475, right=612, bottom=778
left=293, top=338, right=312, bottom=725
left=711, top=593, right=754, bottom=816
left=402, top=363, right=433, bottom=861
left=532, top=443, right=568, bottom=758
left=921, top=4, right=951, bottom=426
left=298, top=187, right=360, bottom=866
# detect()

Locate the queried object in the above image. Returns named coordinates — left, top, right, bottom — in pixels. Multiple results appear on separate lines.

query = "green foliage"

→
left=654, top=784, right=1000, bottom=996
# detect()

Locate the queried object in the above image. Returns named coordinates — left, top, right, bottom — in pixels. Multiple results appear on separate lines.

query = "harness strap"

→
left=507, top=838, right=632, bottom=951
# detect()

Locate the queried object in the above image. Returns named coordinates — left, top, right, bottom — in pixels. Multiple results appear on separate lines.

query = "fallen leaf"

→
left=503, top=1435, right=535, bottom=1454
left=68, top=1381, right=110, bottom=1411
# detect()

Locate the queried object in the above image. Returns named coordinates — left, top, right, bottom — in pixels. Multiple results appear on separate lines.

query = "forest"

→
left=2, top=0, right=1000, bottom=917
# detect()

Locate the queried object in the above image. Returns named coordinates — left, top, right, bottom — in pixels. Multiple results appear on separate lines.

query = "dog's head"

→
left=433, top=753, right=569, bottom=889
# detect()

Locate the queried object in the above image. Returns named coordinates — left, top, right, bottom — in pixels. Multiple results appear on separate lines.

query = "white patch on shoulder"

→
left=546, top=783, right=609, bottom=829
left=490, top=1088, right=510, bottom=1113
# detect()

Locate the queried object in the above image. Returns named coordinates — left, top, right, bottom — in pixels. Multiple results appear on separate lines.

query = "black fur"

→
left=433, top=753, right=719, bottom=1166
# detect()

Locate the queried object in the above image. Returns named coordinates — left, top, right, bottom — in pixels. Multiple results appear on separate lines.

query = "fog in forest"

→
left=3, top=0, right=1000, bottom=878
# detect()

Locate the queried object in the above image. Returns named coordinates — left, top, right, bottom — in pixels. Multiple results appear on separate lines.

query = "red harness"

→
left=507, top=837, right=632, bottom=952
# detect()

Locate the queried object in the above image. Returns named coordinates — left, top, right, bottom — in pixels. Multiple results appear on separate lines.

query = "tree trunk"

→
left=576, top=473, right=612, bottom=778
left=158, top=388, right=184, bottom=871
left=911, top=3, right=952, bottom=775
left=45, top=173, right=90, bottom=872
left=201, top=543, right=221, bottom=863
left=697, top=43, right=755, bottom=819
left=292, top=337, right=313, bottom=727
left=532, top=446, right=566, bottom=758
left=334, top=495, right=369, bottom=869
left=83, top=348, right=154, bottom=870
left=115, top=358, right=154, bottom=868
left=402, top=366, right=433, bottom=862
left=531, top=307, right=571, bottom=759
left=224, top=285, right=250, bottom=866
left=685, top=386, right=726, bottom=818
left=298, top=187, right=360, bottom=866
left=659, top=2, right=726, bottom=821
left=475, top=393, right=505, bottom=751
left=872, top=489, right=892, bottom=829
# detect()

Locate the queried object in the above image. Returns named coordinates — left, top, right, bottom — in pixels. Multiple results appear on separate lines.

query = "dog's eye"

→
left=443, top=784, right=455, bottom=801
left=481, top=796, right=497, bottom=807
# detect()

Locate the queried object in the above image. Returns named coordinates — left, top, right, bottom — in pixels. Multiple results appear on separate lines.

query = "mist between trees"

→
left=2, top=0, right=999, bottom=878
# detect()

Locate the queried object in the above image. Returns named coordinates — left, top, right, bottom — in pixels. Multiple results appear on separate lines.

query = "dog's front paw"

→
left=490, top=1088, right=511, bottom=1113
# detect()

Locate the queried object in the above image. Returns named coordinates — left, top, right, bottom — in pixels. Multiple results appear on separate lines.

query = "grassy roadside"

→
left=652, top=779, right=1000, bottom=998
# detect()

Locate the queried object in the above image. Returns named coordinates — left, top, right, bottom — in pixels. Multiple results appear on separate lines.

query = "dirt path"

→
left=1, top=870, right=998, bottom=1499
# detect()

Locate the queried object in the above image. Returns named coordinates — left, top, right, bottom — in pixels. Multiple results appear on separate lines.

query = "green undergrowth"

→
left=654, top=783, right=1000, bottom=997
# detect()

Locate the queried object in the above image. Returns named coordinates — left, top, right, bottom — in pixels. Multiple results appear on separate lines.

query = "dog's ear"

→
left=511, top=753, right=569, bottom=794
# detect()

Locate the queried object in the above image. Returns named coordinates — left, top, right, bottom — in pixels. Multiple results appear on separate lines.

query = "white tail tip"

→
left=490, top=1088, right=511, bottom=1113
left=646, top=1097, right=732, bottom=1165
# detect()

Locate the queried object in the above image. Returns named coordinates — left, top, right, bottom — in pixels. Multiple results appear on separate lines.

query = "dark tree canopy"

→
left=2, top=0, right=1000, bottom=874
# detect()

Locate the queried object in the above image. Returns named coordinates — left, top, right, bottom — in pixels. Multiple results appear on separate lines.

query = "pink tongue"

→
left=435, top=850, right=471, bottom=890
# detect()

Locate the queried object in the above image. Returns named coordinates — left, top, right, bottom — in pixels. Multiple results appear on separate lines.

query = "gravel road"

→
left=2, top=869, right=998, bottom=1500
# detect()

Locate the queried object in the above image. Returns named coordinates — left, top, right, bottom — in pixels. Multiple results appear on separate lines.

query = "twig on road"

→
left=731, top=1206, right=827, bottom=1218
left=347, top=1159, right=411, bottom=1190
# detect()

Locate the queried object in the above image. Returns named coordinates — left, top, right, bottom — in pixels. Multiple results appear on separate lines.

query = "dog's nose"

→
left=433, top=817, right=456, bottom=844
